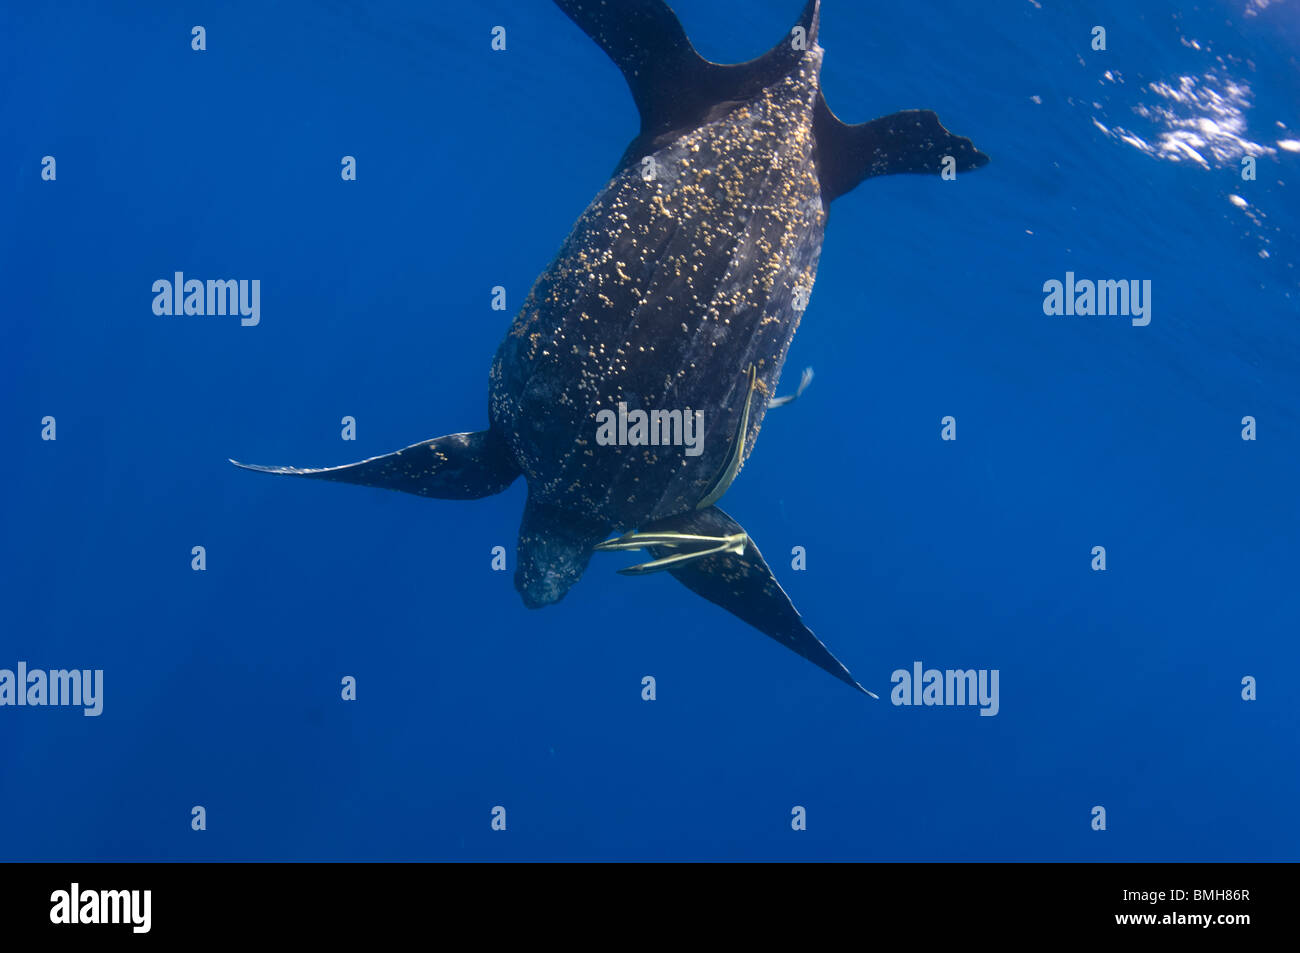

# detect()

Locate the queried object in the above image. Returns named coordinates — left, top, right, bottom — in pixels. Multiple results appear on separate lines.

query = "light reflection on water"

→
left=1096, top=69, right=1277, bottom=170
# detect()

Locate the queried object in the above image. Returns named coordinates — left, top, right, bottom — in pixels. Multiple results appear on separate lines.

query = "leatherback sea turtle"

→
left=233, top=0, right=988, bottom=695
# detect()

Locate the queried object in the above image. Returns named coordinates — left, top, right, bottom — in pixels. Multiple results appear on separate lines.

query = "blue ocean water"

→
left=2, top=0, right=1297, bottom=861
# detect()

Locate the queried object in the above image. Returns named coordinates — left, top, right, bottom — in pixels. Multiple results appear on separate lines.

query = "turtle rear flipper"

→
left=813, top=95, right=989, bottom=203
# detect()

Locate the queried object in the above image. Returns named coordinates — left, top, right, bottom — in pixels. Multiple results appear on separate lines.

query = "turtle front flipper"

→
left=230, top=429, right=519, bottom=500
left=598, top=506, right=875, bottom=697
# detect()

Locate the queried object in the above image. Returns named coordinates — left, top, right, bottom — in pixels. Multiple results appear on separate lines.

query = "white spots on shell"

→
left=492, top=49, right=828, bottom=522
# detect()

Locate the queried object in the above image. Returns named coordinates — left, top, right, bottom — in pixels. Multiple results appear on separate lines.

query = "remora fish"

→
left=233, top=0, right=988, bottom=696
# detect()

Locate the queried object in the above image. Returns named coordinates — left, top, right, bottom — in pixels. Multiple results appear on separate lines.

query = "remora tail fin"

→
left=813, top=94, right=990, bottom=203
left=230, top=429, right=519, bottom=500
left=555, top=0, right=822, bottom=171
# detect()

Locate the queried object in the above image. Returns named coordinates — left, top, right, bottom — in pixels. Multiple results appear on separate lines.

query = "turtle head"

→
left=514, top=498, right=607, bottom=608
